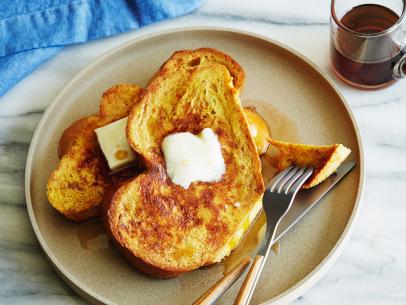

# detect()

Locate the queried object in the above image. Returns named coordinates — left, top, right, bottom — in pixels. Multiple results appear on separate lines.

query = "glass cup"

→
left=330, top=0, right=406, bottom=89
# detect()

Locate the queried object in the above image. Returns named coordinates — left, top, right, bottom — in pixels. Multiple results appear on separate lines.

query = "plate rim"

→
left=25, top=26, right=365, bottom=305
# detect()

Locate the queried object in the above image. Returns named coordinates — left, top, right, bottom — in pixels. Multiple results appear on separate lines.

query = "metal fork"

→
left=233, top=166, right=314, bottom=305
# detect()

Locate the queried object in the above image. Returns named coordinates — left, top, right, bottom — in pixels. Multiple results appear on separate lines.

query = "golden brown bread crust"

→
left=147, top=48, right=245, bottom=91
left=100, top=177, right=181, bottom=278
left=113, top=242, right=183, bottom=278
left=47, top=84, right=143, bottom=221
left=107, top=49, right=264, bottom=277
left=267, top=139, right=351, bottom=188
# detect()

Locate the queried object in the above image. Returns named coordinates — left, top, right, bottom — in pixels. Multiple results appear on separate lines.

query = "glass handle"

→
left=393, top=54, right=406, bottom=79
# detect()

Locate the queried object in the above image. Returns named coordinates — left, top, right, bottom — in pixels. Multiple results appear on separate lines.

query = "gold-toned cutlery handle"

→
left=193, top=256, right=251, bottom=305
left=233, top=255, right=265, bottom=305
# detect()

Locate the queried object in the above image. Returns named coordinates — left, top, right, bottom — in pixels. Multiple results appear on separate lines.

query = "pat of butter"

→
left=162, top=128, right=225, bottom=189
left=94, top=117, right=136, bottom=171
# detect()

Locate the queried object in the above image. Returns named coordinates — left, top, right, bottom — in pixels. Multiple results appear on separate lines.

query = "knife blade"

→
left=193, top=161, right=356, bottom=305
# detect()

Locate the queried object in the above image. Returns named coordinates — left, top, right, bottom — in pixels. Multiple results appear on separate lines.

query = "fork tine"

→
left=276, top=167, right=301, bottom=193
left=268, top=166, right=294, bottom=192
left=287, top=167, right=314, bottom=194
left=280, top=167, right=306, bottom=194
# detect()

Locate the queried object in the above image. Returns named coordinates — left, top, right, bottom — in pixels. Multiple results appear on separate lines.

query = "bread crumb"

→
left=271, top=241, right=280, bottom=256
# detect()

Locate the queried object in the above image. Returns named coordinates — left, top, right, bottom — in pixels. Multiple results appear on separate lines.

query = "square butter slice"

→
left=95, top=117, right=136, bottom=171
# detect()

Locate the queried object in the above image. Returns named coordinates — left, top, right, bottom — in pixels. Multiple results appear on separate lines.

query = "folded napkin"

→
left=0, top=0, right=204, bottom=97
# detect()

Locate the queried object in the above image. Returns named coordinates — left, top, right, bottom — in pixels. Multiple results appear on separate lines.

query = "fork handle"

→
left=233, top=255, right=265, bottom=305
left=193, top=256, right=251, bottom=305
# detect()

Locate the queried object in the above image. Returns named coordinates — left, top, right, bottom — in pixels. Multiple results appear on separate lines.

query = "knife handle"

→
left=233, top=255, right=265, bottom=305
left=193, top=256, right=251, bottom=305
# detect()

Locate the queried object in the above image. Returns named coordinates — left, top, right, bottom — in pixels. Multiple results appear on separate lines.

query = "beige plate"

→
left=25, top=27, right=364, bottom=305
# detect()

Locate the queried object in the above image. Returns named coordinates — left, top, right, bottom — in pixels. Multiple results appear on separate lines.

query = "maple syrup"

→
left=243, top=107, right=271, bottom=155
left=114, top=150, right=129, bottom=160
left=77, top=220, right=109, bottom=250
left=331, top=4, right=405, bottom=88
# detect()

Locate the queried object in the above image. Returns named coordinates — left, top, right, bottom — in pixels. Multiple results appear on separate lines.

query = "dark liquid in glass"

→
left=331, top=4, right=405, bottom=87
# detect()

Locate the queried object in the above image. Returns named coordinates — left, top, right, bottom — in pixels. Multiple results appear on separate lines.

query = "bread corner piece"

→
left=106, top=48, right=264, bottom=278
left=46, top=84, right=143, bottom=221
left=267, top=139, right=351, bottom=188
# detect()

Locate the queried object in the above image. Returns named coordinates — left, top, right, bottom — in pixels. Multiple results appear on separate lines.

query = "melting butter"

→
left=161, top=128, right=225, bottom=189
left=95, top=117, right=136, bottom=171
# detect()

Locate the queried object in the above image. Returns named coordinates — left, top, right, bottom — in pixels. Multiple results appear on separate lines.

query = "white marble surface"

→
left=1, top=0, right=405, bottom=304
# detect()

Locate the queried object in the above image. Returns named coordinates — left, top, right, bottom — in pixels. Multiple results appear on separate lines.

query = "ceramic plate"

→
left=25, top=27, right=364, bottom=305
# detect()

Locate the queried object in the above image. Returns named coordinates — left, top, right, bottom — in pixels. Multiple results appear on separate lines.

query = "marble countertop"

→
left=1, top=0, right=405, bottom=304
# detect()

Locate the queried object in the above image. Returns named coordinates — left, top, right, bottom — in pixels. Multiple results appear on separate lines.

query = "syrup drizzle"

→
left=77, top=220, right=109, bottom=250
left=114, top=150, right=129, bottom=160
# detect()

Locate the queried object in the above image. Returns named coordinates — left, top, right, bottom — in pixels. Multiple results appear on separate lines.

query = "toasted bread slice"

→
left=267, top=138, right=351, bottom=188
left=106, top=49, right=264, bottom=278
left=47, top=84, right=143, bottom=221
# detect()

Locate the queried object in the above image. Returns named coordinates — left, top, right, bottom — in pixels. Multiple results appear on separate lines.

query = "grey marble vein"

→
left=194, top=11, right=328, bottom=26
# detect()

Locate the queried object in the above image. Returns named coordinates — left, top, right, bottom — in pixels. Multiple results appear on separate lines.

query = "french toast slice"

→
left=47, top=84, right=143, bottom=221
left=106, top=49, right=264, bottom=278
left=267, top=138, right=351, bottom=188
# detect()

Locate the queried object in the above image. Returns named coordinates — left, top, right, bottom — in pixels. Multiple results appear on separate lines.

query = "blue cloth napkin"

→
left=0, top=0, right=204, bottom=96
